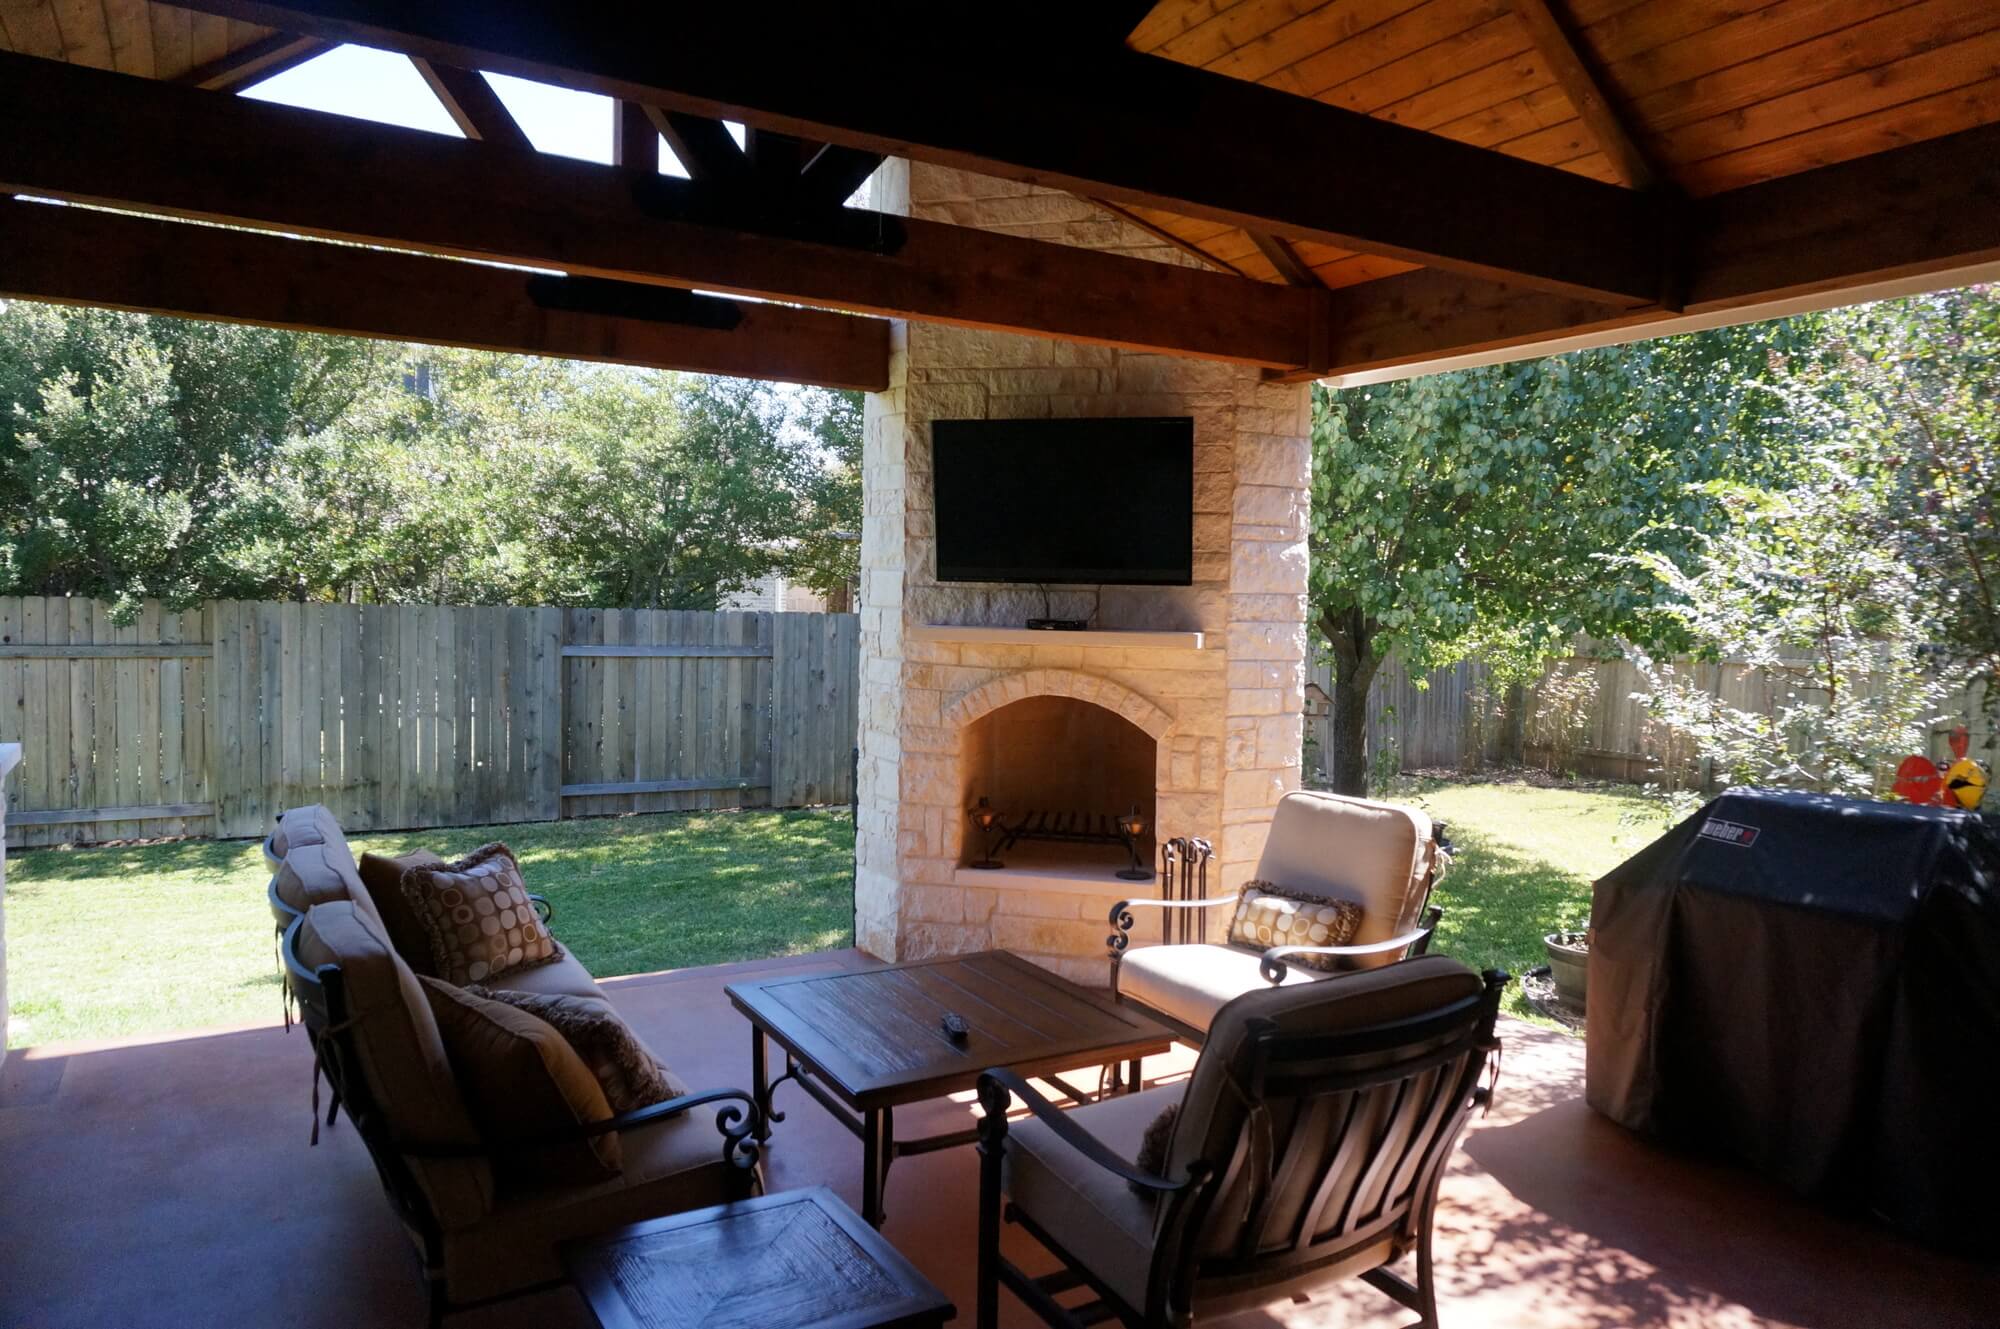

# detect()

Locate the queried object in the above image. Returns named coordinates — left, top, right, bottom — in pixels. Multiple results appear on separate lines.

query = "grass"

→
left=1390, top=775, right=1668, bottom=1022
left=3, top=807, right=855, bottom=1049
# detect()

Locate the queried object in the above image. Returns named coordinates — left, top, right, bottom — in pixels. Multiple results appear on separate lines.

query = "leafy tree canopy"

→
left=0, top=305, right=861, bottom=616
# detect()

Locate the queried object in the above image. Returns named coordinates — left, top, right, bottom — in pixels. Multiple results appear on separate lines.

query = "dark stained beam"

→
left=1315, top=119, right=2000, bottom=382
left=168, top=0, right=1671, bottom=305
left=0, top=199, right=891, bottom=390
left=647, top=109, right=749, bottom=186
left=410, top=58, right=534, bottom=152
left=1509, top=0, right=1659, bottom=192
left=0, top=53, right=1326, bottom=369
left=799, top=143, right=884, bottom=208
left=175, top=32, right=328, bottom=90
left=745, top=128, right=806, bottom=181
left=1248, top=231, right=1317, bottom=287
left=613, top=100, right=659, bottom=174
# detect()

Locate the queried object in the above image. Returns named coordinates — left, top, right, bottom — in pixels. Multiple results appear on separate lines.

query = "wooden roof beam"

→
left=0, top=52, right=1326, bottom=370
left=1315, top=119, right=2000, bottom=382
left=410, top=58, right=535, bottom=152
left=175, top=32, right=329, bottom=90
left=0, top=199, right=891, bottom=390
left=167, top=0, right=1671, bottom=305
left=1248, top=231, right=1318, bottom=287
left=1508, top=0, right=1660, bottom=193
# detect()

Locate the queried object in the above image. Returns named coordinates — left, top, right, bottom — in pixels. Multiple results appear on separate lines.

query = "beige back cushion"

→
left=1162, top=955, right=1482, bottom=1256
left=296, top=902, right=494, bottom=1228
left=271, top=805, right=383, bottom=933
left=1250, top=791, right=1434, bottom=965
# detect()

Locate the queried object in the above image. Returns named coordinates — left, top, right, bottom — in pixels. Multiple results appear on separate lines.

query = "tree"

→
left=1308, top=322, right=1808, bottom=795
left=0, top=303, right=375, bottom=615
left=782, top=388, right=863, bottom=610
left=1629, top=433, right=1947, bottom=803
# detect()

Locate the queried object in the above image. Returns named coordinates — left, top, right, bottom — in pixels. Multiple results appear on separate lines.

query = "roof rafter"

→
left=175, top=32, right=329, bottom=90
left=166, top=0, right=1672, bottom=305
left=0, top=52, right=1327, bottom=370
left=1508, top=0, right=1661, bottom=192
left=410, top=58, right=535, bottom=152
left=0, top=199, right=891, bottom=390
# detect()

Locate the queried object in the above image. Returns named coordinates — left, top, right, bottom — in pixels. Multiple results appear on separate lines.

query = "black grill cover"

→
left=1585, top=787, right=2000, bottom=1251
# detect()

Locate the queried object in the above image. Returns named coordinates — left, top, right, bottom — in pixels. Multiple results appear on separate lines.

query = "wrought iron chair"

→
left=977, top=957, right=1505, bottom=1329
left=282, top=904, right=762, bottom=1324
left=1108, top=790, right=1451, bottom=1056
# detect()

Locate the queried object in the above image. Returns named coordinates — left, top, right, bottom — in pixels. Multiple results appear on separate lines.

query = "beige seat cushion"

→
left=1253, top=791, right=1435, bottom=968
left=441, top=1103, right=759, bottom=1303
left=1118, top=943, right=1319, bottom=1032
left=401, top=843, right=561, bottom=985
left=358, top=849, right=448, bottom=975
left=294, top=902, right=494, bottom=1228
left=1003, top=1087, right=1176, bottom=1313
left=420, top=977, right=619, bottom=1189
left=475, top=949, right=605, bottom=1002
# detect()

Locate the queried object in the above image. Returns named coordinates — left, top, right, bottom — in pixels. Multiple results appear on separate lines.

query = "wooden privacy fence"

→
left=1308, top=648, right=1998, bottom=787
left=0, top=598, right=859, bottom=848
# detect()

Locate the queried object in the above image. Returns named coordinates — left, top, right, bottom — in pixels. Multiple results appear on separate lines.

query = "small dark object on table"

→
left=941, top=1011, right=970, bottom=1043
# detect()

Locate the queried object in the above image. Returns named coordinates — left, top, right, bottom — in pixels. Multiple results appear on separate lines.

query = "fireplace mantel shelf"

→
left=911, top=624, right=1205, bottom=651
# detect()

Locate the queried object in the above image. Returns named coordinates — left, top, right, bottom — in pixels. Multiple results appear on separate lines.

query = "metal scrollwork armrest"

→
left=405, top=1087, right=764, bottom=1171
left=976, top=1069, right=1209, bottom=1194
left=1107, top=893, right=1243, bottom=954
left=1257, top=924, right=1435, bottom=984
left=527, top=892, right=553, bottom=924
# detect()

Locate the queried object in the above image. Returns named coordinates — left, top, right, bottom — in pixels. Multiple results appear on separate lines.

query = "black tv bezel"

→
left=929, top=416, right=1195, bottom=587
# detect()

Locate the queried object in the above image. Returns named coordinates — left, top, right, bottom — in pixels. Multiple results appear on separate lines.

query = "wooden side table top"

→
left=725, top=949, right=1173, bottom=1109
left=563, top=1186, right=953, bottom=1329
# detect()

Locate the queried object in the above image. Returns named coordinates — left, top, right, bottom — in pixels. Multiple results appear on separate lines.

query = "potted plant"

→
left=1543, top=923, right=1590, bottom=1009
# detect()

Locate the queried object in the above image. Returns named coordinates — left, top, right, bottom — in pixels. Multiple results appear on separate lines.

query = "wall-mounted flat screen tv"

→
left=931, top=417, right=1194, bottom=585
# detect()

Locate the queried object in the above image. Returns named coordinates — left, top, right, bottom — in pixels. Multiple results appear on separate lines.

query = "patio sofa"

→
left=266, top=805, right=762, bottom=1322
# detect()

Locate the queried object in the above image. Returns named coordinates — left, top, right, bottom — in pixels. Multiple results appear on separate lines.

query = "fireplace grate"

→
left=995, top=810, right=1131, bottom=852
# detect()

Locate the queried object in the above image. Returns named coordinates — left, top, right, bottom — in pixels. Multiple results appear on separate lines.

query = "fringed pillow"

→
left=401, top=842, right=560, bottom=985
left=471, top=987, right=688, bottom=1113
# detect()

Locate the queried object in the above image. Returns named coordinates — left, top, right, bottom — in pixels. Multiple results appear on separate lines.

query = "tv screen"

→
left=931, top=417, right=1194, bottom=585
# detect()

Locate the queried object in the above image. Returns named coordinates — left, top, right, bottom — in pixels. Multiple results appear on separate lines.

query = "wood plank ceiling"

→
left=2, top=0, right=1997, bottom=381
left=1124, top=0, right=2000, bottom=288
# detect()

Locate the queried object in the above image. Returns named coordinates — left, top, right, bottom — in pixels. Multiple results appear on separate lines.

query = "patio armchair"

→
left=281, top=903, right=762, bottom=1324
left=1108, top=790, right=1451, bottom=1049
left=976, top=956, right=1506, bottom=1329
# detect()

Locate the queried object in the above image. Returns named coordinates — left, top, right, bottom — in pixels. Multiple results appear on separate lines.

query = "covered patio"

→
left=4, top=2, right=2000, bottom=1326
left=3, top=950, right=1993, bottom=1328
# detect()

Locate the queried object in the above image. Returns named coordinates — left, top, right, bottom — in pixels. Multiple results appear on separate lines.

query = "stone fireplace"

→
left=853, top=161, right=1311, bottom=985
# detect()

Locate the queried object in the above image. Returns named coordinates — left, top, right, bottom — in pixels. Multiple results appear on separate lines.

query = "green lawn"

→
left=1392, top=777, right=1665, bottom=1019
left=3, top=808, right=854, bottom=1049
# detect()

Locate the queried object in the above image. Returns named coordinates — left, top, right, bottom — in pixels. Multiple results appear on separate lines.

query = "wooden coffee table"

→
left=726, top=950, right=1173, bottom=1226
left=563, top=1186, right=953, bottom=1329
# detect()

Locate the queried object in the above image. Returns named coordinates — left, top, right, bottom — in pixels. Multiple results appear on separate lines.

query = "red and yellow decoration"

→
left=1894, top=726, right=1988, bottom=810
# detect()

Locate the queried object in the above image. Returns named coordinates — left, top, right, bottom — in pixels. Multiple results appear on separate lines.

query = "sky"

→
left=239, top=42, right=714, bottom=175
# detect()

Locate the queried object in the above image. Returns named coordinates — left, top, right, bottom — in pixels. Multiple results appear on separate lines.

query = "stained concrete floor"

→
left=3, top=948, right=1993, bottom=1328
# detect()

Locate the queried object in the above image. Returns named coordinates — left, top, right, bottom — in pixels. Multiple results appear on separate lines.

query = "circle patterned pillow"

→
left=401, top=842, right=561, bottom=985
left=1227, top=881, right=1364, bottom=972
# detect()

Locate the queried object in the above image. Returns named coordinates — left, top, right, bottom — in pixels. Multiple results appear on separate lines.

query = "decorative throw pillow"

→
left=418, top=976, right=620, bottom=1189
left=401, top=842, right=560, bottom=985
left=1132, top=1101, right=1179, bottom=1194
left=1228, top=882, right=1364, bottom=973
left=470, top=987, right=688, bottom=1112
left=357, top=848, right=447, bottom=975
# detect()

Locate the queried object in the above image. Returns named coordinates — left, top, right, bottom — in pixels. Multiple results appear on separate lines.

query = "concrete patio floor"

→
left=2, top=948, right=1992, bottom=1328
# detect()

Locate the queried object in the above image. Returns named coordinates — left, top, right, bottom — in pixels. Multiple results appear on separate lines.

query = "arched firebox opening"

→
left=956, top=695, right=1157, bottom=877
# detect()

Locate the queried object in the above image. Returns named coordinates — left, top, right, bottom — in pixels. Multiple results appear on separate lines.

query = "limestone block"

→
left=1229, top=688, right=1283, bottom=716
left=900, top=754, right=957, bottom=807
left=1192, top=513, right=1234, bottom=555
left=1040, top=955, right=1114, bottom=989
left=900, top=725, right=957, bottom=756
left=1257, top=714, right=1302, bottom=768
left=1192, top=470, right=1235, bottom=514
left=905, top=382, right=990, bottom=422
left=1223, top=767, right=1290, bottom=813
left=994, top=890, right=1091, bottom=920
left=900, top=922, right=992, bottom=960
left=1235, top=434, right=1311, bottom=488
left=990, top=915, right=1110, bottom=957
left=1113, top=354, right=1243, bottom=396
left=959, top=887, right=999, bottom=923
left=1228, top=593, right=1310, bottom=624
left=1225, top=719, right=1259, bottom=772
left=904, top=885, right=968, bottom=924
left=1226, top=621, right=1307, bottom=663
left=1222, top=821, right=1274, bottom=867
left=1232, top=484, right=1307, bottom=530
left=1170, top=752, right=1199, bottom=790
left=1229, top=539, right=1309, bottom=596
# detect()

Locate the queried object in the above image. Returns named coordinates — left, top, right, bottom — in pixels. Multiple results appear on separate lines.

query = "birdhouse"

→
left=1303, top=681, right=1333, bottom=717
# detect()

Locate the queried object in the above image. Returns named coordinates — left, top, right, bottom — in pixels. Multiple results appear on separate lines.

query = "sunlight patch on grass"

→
left=5, top=807, right=854, bottom=1048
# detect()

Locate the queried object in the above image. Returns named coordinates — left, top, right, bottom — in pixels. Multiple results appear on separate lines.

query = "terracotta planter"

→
left=1543, top=931, right=1589, bottom=1009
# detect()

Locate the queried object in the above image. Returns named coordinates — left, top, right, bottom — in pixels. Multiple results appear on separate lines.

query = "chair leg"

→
left=1412, top=1192, right=1442, bottom=1329
left=977, top=1131, right=1002, bottom=1329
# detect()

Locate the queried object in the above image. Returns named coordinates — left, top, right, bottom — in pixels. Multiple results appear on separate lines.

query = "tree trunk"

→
left=1500, top=681, right=1527, bottom=766
left=1321, top=608, right=1381, bottom=798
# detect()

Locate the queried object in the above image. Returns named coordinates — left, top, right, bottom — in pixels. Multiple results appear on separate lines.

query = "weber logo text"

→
left=1697, top=818, right=1760, bottom=847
